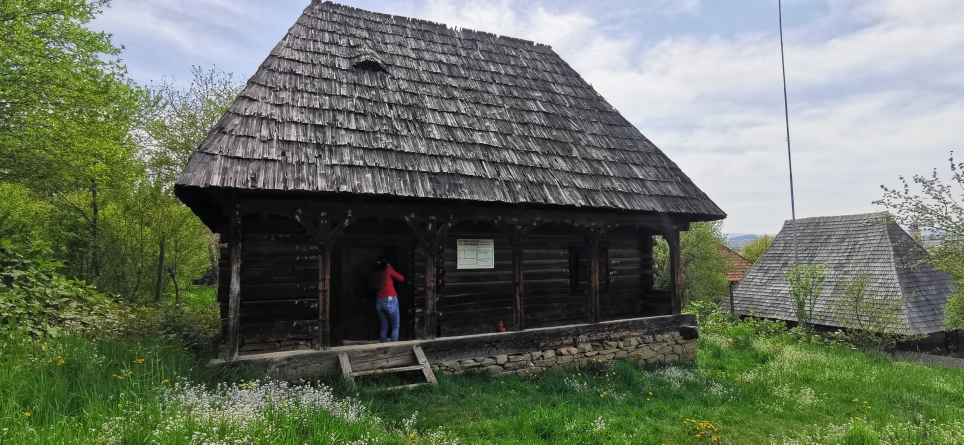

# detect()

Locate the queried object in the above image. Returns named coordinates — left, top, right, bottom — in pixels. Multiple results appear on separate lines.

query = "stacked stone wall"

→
left=433, top=330, right=697, bottom=376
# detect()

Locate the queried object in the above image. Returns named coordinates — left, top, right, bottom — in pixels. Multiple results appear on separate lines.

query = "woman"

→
left=370, top=256, right=404, bottom=342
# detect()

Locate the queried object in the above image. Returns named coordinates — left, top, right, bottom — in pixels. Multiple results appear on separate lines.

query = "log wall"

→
left=218, top=214, right=668, bottom=353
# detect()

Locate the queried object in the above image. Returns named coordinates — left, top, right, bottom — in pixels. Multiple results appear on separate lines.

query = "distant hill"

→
left=725, top=234, right=761, bottom=251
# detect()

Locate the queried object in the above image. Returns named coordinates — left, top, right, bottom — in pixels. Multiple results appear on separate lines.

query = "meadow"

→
left=3, top=314, right=964, bottom=445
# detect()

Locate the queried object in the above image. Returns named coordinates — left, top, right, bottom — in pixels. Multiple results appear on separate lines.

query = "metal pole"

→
left=779, top=0, right=799, bottom=264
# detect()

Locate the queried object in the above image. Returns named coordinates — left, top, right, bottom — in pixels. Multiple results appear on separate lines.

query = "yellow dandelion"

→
left=174, top=382, right=180, bottom=387
left=855, top=416, right=861, bottom=421
left=854, top=398, right=859, bottom=402
left=649, top=392, right=653, bottom=396
left=410, top=433, right=415, bottom=439
left=23, top=412, right=31, bottom=417
left=535, top=386, right=539, bottom=389
left=163, top=379, right=169, bottom=383
left=867, top=406, right=872, bottom=409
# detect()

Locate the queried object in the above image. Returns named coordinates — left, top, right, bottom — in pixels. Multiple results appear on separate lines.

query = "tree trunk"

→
left=90, top=179, right=100, bottom=282
left=167, top=266, right=180, bottom=305
left=155, top=233, right=166, bottom=303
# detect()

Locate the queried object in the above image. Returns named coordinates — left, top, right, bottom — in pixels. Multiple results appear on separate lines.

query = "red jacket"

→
left=377, top=265, right=404, bottom=299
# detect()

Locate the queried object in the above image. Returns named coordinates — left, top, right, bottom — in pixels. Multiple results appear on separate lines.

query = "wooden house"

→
left=730, top=212, right=958, bottom=352
left=175, top=1, right=724, bottom=378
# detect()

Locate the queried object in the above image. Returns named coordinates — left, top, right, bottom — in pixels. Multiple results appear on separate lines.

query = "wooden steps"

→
left=338, top=345, right=437, bottom=388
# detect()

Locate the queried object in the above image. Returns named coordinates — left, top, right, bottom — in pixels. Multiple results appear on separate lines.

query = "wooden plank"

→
left=318, top=221, right=333, bottom=350
left=425, top=245, right=437, bottom=339
left=338, top=353, right=355, bottom=385
left=414, top=345, right=438, bottom=385
left=213, top=314, right=698, bottom=381
left=227, top=203, right=242, bottom=361
left=238, top=283, right=318, bottom=301
left=239, top=320, right=319, bottom=344
left=512, top=235, right=526, bottom=331
left=421, top=314, right=697, bottom=363
left=666, top=229, right=683, bottom=315
left=351, top=364, right=426, bottom=377
left=239, top=299, right=318, bottom=323
left=588, top=231, right=601, bottom=324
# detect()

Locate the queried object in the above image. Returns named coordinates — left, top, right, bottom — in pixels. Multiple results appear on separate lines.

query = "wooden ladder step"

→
left=352, top=364, right=426, bottom=377
left=338, top=345, right=437, bottom=387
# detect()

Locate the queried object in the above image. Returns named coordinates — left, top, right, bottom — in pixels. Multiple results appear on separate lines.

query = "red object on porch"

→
left=499, top=321, right=506, bottom=333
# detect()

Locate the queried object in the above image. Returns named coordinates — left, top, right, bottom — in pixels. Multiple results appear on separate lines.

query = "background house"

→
left=729, top=212, right=957, bottom=352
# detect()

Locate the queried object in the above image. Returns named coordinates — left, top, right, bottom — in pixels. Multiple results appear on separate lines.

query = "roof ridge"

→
left=312, top=0, right=551, bottom=49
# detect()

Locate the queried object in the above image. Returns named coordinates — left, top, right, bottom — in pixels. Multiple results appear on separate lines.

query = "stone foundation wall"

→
left=433, top=330, right=697, bottom=377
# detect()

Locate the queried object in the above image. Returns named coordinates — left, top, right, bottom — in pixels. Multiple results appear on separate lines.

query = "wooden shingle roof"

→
left=174, top=1, right=724, bottom=219
left=731, top=212, right=955, bottom=334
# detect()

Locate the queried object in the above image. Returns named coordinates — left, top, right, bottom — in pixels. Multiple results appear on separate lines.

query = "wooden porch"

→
left=213, top=314, right=698, bottom=381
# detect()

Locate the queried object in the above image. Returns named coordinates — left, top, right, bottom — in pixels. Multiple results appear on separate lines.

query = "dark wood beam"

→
left=226, top=202, right=242, bottom=360
left=504, top=224, right=531, bottom=332
left=666, top=229, right=683, bottom=315
left=235, top=198, right=690, bottom=230
left=587, top=228, right=602, bottom=323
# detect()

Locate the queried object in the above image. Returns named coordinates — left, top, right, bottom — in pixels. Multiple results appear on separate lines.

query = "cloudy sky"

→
left=93, top=0, right=964, bottom=235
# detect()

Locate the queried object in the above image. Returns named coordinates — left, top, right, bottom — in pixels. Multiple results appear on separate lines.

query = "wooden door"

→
left=336, top=245, right=398, bottom=343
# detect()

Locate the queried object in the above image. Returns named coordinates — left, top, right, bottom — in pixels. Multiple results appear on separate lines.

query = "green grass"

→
left=329, top=336, right=964, bottom=444
left=3, top=329, right=963, bottom=444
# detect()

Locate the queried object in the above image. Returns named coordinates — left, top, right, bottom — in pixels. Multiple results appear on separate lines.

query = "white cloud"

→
left=421, top=0, right=964, bottom=234
left=94, top=0, right=964, bottom=234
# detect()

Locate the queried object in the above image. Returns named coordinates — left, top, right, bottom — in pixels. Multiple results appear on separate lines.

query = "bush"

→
left=0, top=240, right=220, bottom=355
left=831, top=275, right=918, bottom=351
left=0, top=241, right=118, bottom=339
left=115, top=295, right=220, bottom=356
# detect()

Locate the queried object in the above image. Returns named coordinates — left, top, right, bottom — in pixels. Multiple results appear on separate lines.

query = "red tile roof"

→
left=719, top=245, right=753, bottom=283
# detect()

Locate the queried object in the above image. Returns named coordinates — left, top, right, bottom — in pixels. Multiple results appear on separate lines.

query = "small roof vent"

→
left=351, top=44, right=388, bottom=74
left=354, top=58, right=387, bottom=73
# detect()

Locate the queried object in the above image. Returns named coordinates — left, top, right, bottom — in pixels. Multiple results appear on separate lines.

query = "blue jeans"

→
left=376, top=297, right=400, bottom=342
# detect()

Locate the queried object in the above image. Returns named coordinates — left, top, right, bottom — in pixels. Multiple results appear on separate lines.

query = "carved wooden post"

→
left=317, top=214, right=333, bottom=350
left=666, top=228, right=683, bottom=315
left=402, top=215, right=449, bottom=340
left=587, top=228, right=601, bottom=324
left=226, top=202, right=242, bottom=360
left=424, top=238, right=438, bottom=340
left=510, top=225, right=526, bottom=331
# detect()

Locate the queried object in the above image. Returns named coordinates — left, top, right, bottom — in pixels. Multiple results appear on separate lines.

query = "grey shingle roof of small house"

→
left=730, top=212, right=955, bottom=334
left=174, top=0, right=724, bottom=220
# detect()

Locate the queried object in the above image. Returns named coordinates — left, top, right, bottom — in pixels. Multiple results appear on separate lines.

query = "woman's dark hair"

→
left=369, top=256, right=391, bottom=291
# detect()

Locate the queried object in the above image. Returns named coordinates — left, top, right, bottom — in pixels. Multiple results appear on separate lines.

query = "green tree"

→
left=0, top=0, right=142, bottom=284
left=131, top=67, right=243, bottom=301
left=831, top=275, right=913, bottom=351
left=740, top=235, right=773, bottom=263
left=655, top=221, right=730, bottom=307
left=785, top=263, right=827, bottom=344
left=875, top=153, right=964, bottom=329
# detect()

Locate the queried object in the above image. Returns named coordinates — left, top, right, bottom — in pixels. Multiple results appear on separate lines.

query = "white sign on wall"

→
left=457, top=239, right=494, bottom=269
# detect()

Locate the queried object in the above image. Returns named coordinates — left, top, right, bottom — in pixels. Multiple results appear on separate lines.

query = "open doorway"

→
left=331, top=243, right=412, bottom=345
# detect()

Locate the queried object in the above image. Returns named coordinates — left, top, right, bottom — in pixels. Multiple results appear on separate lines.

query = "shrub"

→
left=785, top=263, right=828, bottom=344
left=831, top=275, right=918, bottom=351
left=0, top=240, right=118, bottom=339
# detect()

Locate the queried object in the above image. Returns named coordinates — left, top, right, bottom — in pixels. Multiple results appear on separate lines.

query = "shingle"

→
left=174, top=0, right=724, bottom=220
left=730, top=212, right=955, bottom=334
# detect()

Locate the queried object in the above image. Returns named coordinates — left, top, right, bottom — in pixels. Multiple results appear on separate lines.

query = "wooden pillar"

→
left=317, top=215, right=332, bottom=350
left=511, top=226, right=526, bottom=331
left=666, top=229, right=683, bottom=315
left=587, top=229, right=601, bottom=324
left=422, top=219, right=439, bottom=340
left=226, top=203, right=242, bottom=360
